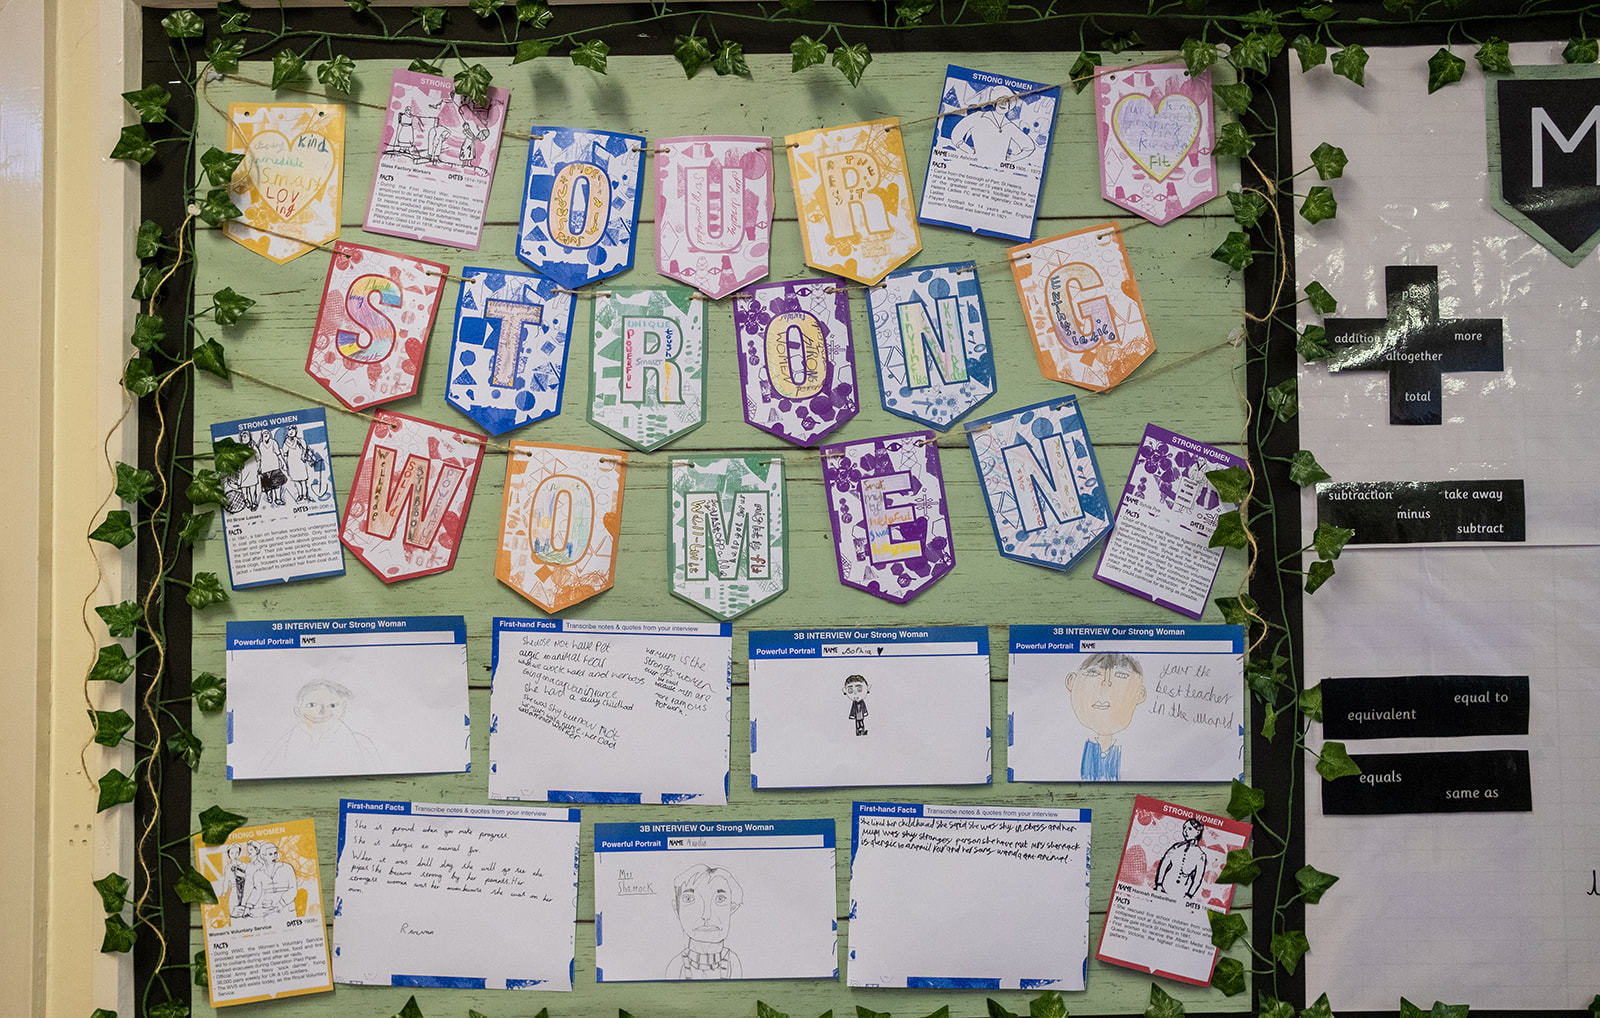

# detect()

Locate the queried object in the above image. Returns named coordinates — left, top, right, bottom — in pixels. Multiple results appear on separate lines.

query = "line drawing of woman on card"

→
left=1064, top=653, right=1147, bottom=780
left=665, top=864, right=743, bottom=979
left=1153, top=818, right=1208, bottom=899
left=260, top=678, right=379, bottom=774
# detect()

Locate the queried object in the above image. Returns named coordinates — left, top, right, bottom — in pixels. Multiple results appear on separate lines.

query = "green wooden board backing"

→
left=189, top=53, right=1251, bottom=1018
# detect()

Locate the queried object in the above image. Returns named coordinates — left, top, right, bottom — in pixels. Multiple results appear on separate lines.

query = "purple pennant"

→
left=732, top=277, right=859, bottom=446
left=820, top=429, right=954, bottom=603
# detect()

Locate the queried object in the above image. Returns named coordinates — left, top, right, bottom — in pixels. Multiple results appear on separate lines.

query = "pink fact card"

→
left=654, top=136, right=774, bottom=299
left=365, top=69, right=510, bottom=250
left=1095, top=64, right=1217, bottom=225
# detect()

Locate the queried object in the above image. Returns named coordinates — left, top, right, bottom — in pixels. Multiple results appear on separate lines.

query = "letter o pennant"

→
left=497, top=442, right=626, bottom=612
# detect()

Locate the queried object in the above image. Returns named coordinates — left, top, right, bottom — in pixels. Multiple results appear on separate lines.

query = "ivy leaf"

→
left=1260, top=994, right=1297, bottom=1018
left=217, top=0, right=251, bottom=34
left=1297, top=325, right=1332, bottom=362
left=1260, top=706, right=1277, bottom=741
left=1215, top=121, right=1255, bottom=157
left=1069, top=51, right=1101, bottom=94
left=517, top=1, right=554, bottom=28
left=123, top=84, right=171, bottom=124
left=1305, top=559, right=1335, bottom=593
left=160, top=9, right=205, bottom=38
left=90, top=510, right=136, bottom=549
left=1266, top=378, right=1298, bottom=421
left=186, top=469, right=225, bottom=506
left=212, top=286, right=255, bottom=325
left=1304, top=279, right=1338, bottom=314
left=169, top=727, right=204, bottom=770
left=1211, top=956, right=1246, bottom=996
left=1299, top=683, right=1324, bottom=722
left=1214, top=82, right=1252, bottom=117
left=1269, top=930, right=1311, bottom=974
left=1227, top=189, right=1268, bottom=230
left=1296, top=864, right=1340, bottom=904
left=971, top=0, right=1010, bottom=23
left=193, top=672, right=227, bottom=713
left=1207, top=510, right=1248, bottom=550
left=513, top=39, right=552, bottom=64
left=396, top=997, right=424, bottom=1018
left=1216, top=847, right=1262, bottom=884
left=1292, top=34, right=1327, bottom=72
left=1316, top=740, right=1362, bottom=781
left=90, top=644, right=135, bottom=683
left=90, top=708, right=135, bottom=747
left=415, top=6, right=446, bottom=33
left=832, top=42, right=872, bottom=87
left=1102, top=30, right=1143, bottom=55
left=779, top=0, right=816, bottom=12
left=454, top=63, right=494, bottom=105
left=1240, top=8, right=1278, bottom=30
left=93, top=872, right=129, bottom=913
left=571, top=39, right=609, bottom=74
left=1300, top=3, right=1335, bottom=20
left=132, top=263, right=164, bottom=301
left=318, top=54, right=357, bottom=94
left=790, top=36, right=829, bottom=73
left=205, top=37, right=245, bottom=74
left=1427, top=48, right=1466, bottom=94
left=469, top=0, right=503, bottom=16
left=124, top=357, right=159, bottom=397
left=97, top=769, right=137, bottom=812
left=1246, top=653, right=1290, bottom=702
left=194, top=339, right=229, bottom=381
left=271, top=50, right=309, bottom=90
left=1289, top=449, right=1331, bottom=487
left=179, top=510, right=213, bottom=547
left=174, top=864, right=218, bottom=904
left=757, top=1003, right=790, bottom=1018
left=1300, top=185, right=1338, bottom=224
left=1475, top=38, right=1512, bottom=74
left=1181, top=38, right=1218, bottom=76
left=199, top=804, right=247, bottom=845
left=1227, top=778, right=1267, bottom=819
left=1232, top=32, right=1272, bottom=75
left=895, top=0, right=935, bottom=25
left=196, top=186, right=242, bottom=226
left=408, top=58, right=444, bottom=75
left=1145, top=983, right=1185, bottom=1018
left=115, top=462, right=156, bottom=504
left=185, top=571, right=229, bottom=610
left=148, top=1003, right=189, bottom=1018
left=713, top=41, right=751, bottom=77
left=857, top=1008, right=891, bottom=1018
left=1213, top=593, right=1258, bottom=626
left=1211, top=231, right=1254, bottom=271
left=1206, top=465, right=1251, bottom=503
left=194, top=948, right=209, bottom=988
left=101, top=913, right=137, bottom=953
left=986, top=1001, right=1021, bottom=1018
left=200, top=147, right=243, bottom=188
left=674, top=33, right=712, bottom=78
left=1208, top=909, right=1247, bottom=949
left=1564, top=38, right=1599, bottom=64
left=1309, top=142, right=1347, bottom=181
left=110, top=125, right=156, bottom=165
left=1399, top=1003, right=1469, bottom=1018
left=212, top=436, right=253, bottom=475
left=1300, top=992, right=1335, bottom=1018
left=96, top=601, right=143, bottom=639
left=135, top=220, right=164, bottom=259
left=1313, top=521, right=1354, bottom=560
left=1331, top=45, right=1369, bottom=86
left=1028, top=992, right=1066, bottom=1018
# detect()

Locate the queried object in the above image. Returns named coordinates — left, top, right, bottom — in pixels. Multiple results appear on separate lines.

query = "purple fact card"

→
left=654, top=135, right=774, bottom=299
left=820, top=430, right=954, bottom=603
left=365, top=69, right=510, bottom=249
left=1094, top=424, right=1244, bottom=618
left=732, top=277, right=859, bottom=446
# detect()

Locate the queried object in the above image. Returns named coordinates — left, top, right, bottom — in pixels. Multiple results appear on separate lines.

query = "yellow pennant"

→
left=223, top=102, right=345, bottom=264
left=785, top=118, right=921, bottom=285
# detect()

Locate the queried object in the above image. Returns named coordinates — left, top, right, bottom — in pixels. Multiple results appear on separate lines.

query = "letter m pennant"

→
left=1489, top=66, right=1600, bottom=266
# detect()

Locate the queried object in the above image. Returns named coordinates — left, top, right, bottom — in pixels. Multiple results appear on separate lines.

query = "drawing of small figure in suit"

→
left=1153, top=817, right=1208, bottom=899
left=843, top=674, right=871, bottom=736
left=665, top=864, right=743, bottom=979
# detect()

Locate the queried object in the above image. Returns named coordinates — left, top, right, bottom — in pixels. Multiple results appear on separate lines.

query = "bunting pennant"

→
left=496, top=442, right=626, bottom=612
left=517, top=127, right=645, bottom=290
left=340, top=412, right=486, bottom=582
left=668, top=456, right=788, bottom=621
left=445, top=266, right=575, bottom=435
left=224, top=102, right=345, bottom=264
left=588, top=287, right=707, bottom=452
left=1096, top=64, right=1217, bottom=225
left=785, top=118, right=922, bottom=285
left=964, top=396, right=1112, bottom=571
left=732, top=278, right=859, bottom=446
left=1009, top=223, right=1154, bottom=391
left=307, top=242, right=448, bottom=410
left=820, top=430, right=954, bottom=603
left=655, top=135, right=773, bottom=299
left=866, top=260, right=997, bottom=430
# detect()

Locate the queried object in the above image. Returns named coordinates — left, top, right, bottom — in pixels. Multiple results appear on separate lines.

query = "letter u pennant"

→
left=341, top=412, right=486, bottom=582
left=308, top=242, right=448, bottom=409
left=820, top=430, right=954, bottom=603
left=786, top=118, right=921, bottom=285
left=669, top=456, right=788, bottom=621
left=518, top=127, right=645, bottom=289
left=498, top=442, right=626, bottom=612
left=655, top=136, right=773, bottom=298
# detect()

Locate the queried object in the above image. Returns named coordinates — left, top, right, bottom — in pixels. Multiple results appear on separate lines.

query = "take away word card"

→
left=593, top=818, right=837, bottom=982
left=866, top=260, right=997, bottom=431
left=786, top=118, right=922, bottom=285
left=847, top=802, right=1091, bottom=989
left=965, top=396, right=1112, bottom=571
left=223, top=102, right=344, bottom=263
left=668, top=456, right=788, bottom=620
left=819, top=430, right=955, bottom=603
left=1007, top=624, right=1245, bottom=783
left=1094, top=424, right=1246, bottom=618
left=307, top=242, right=448, bottom=410
left=339, top=412, right=485, bottom=583
left=224, top=616, right=469, bottom=781
left=654, top=135, right=774, bottom=299
left=489, top=617, right=733, bottom=804
left=333, top=800, right=580, bottom=991
left=589, top=287, right=707, bottom=452
left=921, top=65, right=1060, bottom=242
left=1010, top=223, right=1154, bottom=390
left=1095, top=64, right=1217, bottom=225
left=1097, top=795, right=1251, bottom=985
left=519, top=127, right=644, bottom=289
left=746, top=626, right=991, bottom=788
left=445, top=266, right=576, bottom=436
left=496, top=442, right=626, bottom=613
left=209, top=407, right=343, bottom=589
left=365, top=69, right=510, bottom=249
left=193, top=818, right=332, bottom=1008
left=733, top=278, right=859, bottom=446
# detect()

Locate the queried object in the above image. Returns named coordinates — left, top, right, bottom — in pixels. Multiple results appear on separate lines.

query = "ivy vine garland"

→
left=92, top=2, right=1600, bottom=1017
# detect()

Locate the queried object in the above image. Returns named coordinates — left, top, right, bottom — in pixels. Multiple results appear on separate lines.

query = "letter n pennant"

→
left=866, top=260, right=997, bottom=430
left=655, top=136, right=773, bottom=298
left=308, top=242, right=448, bottom=409
left=340, top=412, right=486, bottom=582
left=446, top=267, right=576, bottom=435
left=785, top=118, right=921, bottom=285
left=497, top=442, right=626, bottom=612
left=518, top=127, right=644, bottom=289
left=964, top=396, right=1112, bottom=571
left=732, top=278, right=859, bottom=446
left=588, top=287, right=706, bottom=452
left=820, top=430, right=954, bottom=603
left=669, top=456, right=787, bottom=621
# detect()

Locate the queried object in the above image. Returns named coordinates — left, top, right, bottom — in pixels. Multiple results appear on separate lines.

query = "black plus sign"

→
left=1324, top=266, right=1504, bottom=425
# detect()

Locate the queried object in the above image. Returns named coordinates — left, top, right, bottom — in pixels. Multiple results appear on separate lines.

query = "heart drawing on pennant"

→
left=1111, top=93, right=1201, bottom=182
left=245, top=128, right=337, bottom=220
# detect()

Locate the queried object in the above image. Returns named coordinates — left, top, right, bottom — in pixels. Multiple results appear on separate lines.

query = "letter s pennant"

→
left=669, top=455, right=788, bottom=621
left=820, top=430, right=954, bottom=603
left=655, top=136, right=773, bottom=299
left=518, top=127, right=645, bottom=290
left=308, top=242, right=449, bottom=409
left=786, top=118, right=921, bottom=285
left=498, top=442, right=626, bottom=612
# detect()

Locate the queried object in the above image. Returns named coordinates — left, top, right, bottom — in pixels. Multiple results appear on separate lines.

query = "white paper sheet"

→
left=488, top=618, right=732, bottom=804
left=592, top=819, right=837, bottom=982
left=846, top=802, right=1091, bottom=989
left=332, top=800, right=581, bottom=991
left=746, top=626, right=992, bottom=788
left=224, top=617, right=469, bottom=780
